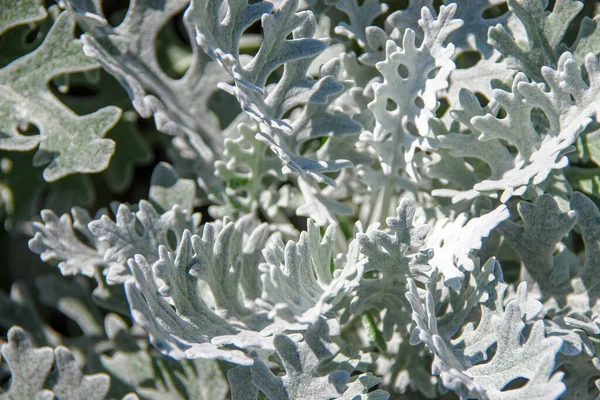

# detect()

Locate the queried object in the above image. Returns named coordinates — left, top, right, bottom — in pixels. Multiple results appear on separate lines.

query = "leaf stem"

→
left=362, top=312, right=387, bottom=352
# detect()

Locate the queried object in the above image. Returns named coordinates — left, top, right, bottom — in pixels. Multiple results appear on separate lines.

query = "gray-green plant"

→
left=2, top=0, right=600, bottom=398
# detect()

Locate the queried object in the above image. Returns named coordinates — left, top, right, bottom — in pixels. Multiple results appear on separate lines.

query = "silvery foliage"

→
left=1, top=326, right=110, bottom=400
left=0, top=4, right=120, bottom=182
left=0, top=276, right=229, bottom=399
left=406, top=267, right=566, bottom=399
left=1, top=0, right=600, bottom=398
left=29, top=162, right=201, bottom=285
left=187, top=0, right=360, bottom=186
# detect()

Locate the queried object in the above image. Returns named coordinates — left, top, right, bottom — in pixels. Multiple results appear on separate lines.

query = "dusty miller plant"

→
left=1, top=0, right=600, bottom=398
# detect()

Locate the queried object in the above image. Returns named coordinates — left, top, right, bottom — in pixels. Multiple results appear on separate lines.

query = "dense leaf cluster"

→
left=2, top=0, right=600, bottom=399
